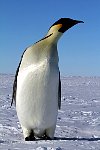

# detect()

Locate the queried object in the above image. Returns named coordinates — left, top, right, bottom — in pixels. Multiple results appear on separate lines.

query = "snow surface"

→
left=1, top=74, right=100, bottom=149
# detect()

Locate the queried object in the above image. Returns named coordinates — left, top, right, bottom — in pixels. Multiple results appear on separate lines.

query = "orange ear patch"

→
left=56, top=24, right=62, bottom=29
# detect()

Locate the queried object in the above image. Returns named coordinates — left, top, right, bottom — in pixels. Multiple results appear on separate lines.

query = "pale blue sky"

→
left=0, top=0, right=100, bottom=76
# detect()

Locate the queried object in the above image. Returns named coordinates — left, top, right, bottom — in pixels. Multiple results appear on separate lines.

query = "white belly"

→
left=16, top=60, right=59, bottom=130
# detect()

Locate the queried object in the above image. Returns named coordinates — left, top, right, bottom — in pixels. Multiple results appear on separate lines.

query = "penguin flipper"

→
left=58, top=71, right=61, bottom=109
left=11, top=48, right=28, bottom=106
left=11, top=66, right=19, bottom=106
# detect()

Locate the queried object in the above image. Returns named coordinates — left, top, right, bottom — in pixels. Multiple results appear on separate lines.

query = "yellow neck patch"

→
left=55, top=24, right=62, bottom=30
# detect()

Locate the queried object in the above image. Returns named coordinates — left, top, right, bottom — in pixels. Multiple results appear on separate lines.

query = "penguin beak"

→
left=75, top=20, right=84, bottom=24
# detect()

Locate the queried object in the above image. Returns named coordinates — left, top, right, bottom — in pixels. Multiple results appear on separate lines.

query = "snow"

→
left=1, top=74, right=100, bottom=149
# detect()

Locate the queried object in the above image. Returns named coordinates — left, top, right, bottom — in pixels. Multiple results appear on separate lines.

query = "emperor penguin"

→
left=12, top=18, right=83, bottom=141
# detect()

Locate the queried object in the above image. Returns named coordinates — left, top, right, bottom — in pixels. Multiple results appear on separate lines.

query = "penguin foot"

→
left=25, top=131, right=35, bottom=141
left=25, top=136, right=35, bottom=141
left=42, top=134, right=52, bottom=140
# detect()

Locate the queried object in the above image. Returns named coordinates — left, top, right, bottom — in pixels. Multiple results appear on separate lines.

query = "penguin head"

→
left=50, top=18, right=84, bottom=33
left=47, top=18, right=84, bottom=43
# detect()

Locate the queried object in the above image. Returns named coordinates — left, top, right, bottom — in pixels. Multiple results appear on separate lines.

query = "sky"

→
left=0, top=0, right=100, bottom=76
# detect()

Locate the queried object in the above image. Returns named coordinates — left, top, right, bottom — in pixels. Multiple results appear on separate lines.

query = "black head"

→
left=50, top=18, right=84, bottom=33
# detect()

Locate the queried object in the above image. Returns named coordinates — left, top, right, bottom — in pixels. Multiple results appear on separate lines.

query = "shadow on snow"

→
left=54, top=137, right=100, bottom=141
left=34, top=137, right=100, bottom=142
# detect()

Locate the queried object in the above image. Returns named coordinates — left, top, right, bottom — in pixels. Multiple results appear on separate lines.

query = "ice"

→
left=0, top=74, right=100, bottom=149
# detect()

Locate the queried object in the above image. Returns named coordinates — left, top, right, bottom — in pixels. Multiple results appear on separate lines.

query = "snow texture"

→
left=0, top=74, right=100, bottom=149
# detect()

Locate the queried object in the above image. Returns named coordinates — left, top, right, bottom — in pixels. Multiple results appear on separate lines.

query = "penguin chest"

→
left=16, top=60, right=59, bottom=128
